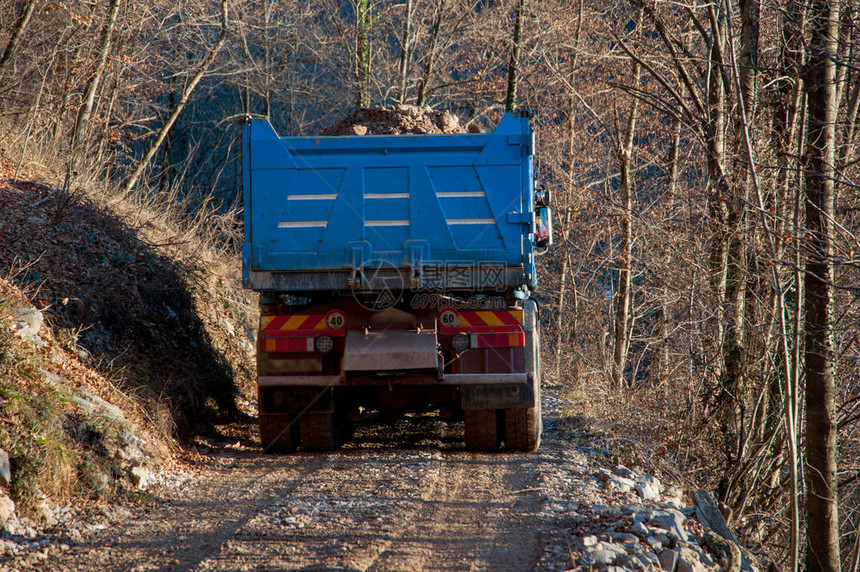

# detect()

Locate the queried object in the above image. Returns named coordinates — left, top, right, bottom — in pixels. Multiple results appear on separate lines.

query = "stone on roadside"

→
left=636, top=482, right=659, bottom=500
left=647, top=535, right=665, bottom=551
left=609, top=476, right=636, bottom=492
left=11, top=307, right=44, bottom=345
left=676, top=546, right=710, bottom=572
left=649, top=509, right=688, bottom=542
left=613, top=465, right=636, bottom=479
left=129, top=465, right=151, bottom=489
left=72, top=388, right=125, bottom=422
left=579, top=548, right=619, bottom=567
left=618, top=554, right=659, bottom=571
left=0, top=448, right=10, bottom=487
left=636, top=476, right=662, bottom=500
left=659, top=548, right=679, bottom=571
left=630, top=519, right=650, bottom=536
left=0, top=494, right=14, bottom=526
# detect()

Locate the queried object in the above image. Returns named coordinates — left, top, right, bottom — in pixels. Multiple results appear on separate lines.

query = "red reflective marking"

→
left=264, top=316, right=288, bottom=331
left=495, top=311, right=521, bottom=326
left=459, top=311, right=485, bottom=326
left=298, top=315, right=320, bottom=329
left=264, top=329, right=341, bottom=338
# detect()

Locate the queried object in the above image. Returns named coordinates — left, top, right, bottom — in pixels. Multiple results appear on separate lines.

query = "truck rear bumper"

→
left=440, top=373, right=527, bottom=385
left=258, top=375, right=342, bottom=387
left=257, top=373, right=528, bottom=387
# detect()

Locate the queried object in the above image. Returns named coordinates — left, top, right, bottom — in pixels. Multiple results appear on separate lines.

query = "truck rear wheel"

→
left=259, top=414, right=297, bottom=453
left=504, top=404, right=541, bottom=452
left=506, top=310, right=542, bottom=452
left=464, top=409, right=501, bottom=450
left=299, top=412, right=338, bottom=451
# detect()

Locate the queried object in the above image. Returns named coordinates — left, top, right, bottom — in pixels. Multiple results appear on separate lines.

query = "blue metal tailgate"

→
left=243, top=113, right=535, bottom=291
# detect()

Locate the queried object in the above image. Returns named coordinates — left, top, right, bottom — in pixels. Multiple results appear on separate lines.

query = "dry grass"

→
left=546, top=353, right=723, bottom=498
left=0, top=136, right=258, bottom=520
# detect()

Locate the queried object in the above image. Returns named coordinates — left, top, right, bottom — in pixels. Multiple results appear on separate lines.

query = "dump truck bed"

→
left=243, top=113, right=536, bottom=292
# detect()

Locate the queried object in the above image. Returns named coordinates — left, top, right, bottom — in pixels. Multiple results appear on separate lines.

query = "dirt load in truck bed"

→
left=322, top=105, right=478, bottom=136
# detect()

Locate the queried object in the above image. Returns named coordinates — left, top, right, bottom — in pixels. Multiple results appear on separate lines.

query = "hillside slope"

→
left=0, top=156, right=257, bottom=534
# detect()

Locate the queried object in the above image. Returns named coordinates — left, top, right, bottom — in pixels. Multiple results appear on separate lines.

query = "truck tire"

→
left=299, top=412, right=338, bottom=451
left=464, top=409, right=501, bottom=451
left=504, top=401, right=541, bottom=452
left=506, top=308, right=542, bottom=452
left=259, top=414, right=297, bottom=453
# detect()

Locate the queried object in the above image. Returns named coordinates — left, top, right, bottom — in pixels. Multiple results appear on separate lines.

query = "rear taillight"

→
left=452, top=332, right=470, bottom=351
left=315, top=335, right=334, bottom=353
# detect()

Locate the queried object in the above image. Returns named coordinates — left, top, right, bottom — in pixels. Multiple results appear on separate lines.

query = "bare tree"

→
left=67, top=0, right=122, bottom=184
left=804, top=0, right=842, bottom=569
left=610, top=8, right=641, bottom=388
left=354, top=0, right=373, bottom=107
left=396, top=0, right=415, bottom=103
left=504, top=0, right=524, bottom=112
left=0, top=0, right=37, bottom=76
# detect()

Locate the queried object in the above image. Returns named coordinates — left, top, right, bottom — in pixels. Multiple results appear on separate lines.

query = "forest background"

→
left=1, top=0, right=858, bottom=569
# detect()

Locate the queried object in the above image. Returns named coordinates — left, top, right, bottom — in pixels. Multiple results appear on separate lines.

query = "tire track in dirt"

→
left=50, top=454, right=327, bottom=572
left=364, top=452, right=543, bottom=571
left=45, top=416, right=548, bottom=571
left=191, top=418, right=544, bottom=571
left=192, top=449, right=444, bottom=570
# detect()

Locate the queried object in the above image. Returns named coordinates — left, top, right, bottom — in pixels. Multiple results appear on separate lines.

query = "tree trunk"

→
left=67, top=0, right=122, bottom=181
left=705, top=4, right=730, bottom=386
left=397, top=0, right=414, bottom=103
left=611, top=10, right=641, bottom=388
left=355, top=0, right=372, bottom=107
left=775, top=5, right=807, bottom=570
left=0, top=0, right=37, bottom=76
left=505, top=0, right=525, bottom=113
left=803, top=0, right=841, bottom=570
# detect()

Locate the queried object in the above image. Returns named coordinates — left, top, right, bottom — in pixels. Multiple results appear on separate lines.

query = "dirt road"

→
left=5, top=392, right=742, bottom=572
left=49, top=414, right=581, bottom=572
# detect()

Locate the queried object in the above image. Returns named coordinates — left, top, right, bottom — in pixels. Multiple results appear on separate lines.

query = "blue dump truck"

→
left=242, top=110, right=552, bottom=452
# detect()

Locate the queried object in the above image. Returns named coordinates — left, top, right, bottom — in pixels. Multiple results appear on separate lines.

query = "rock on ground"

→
left=10, top=307, right=44, bottom=346
left=0, top=449, right=10, bottom=487
left=322, top=105, right=472, bottom=136
left=0, top=494, right=14, bottom=527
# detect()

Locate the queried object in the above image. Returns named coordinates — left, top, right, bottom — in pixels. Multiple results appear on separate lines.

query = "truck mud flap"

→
left=460, top=380, right=534, bottom=410
left=344, top=330, right=438, bottom=371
